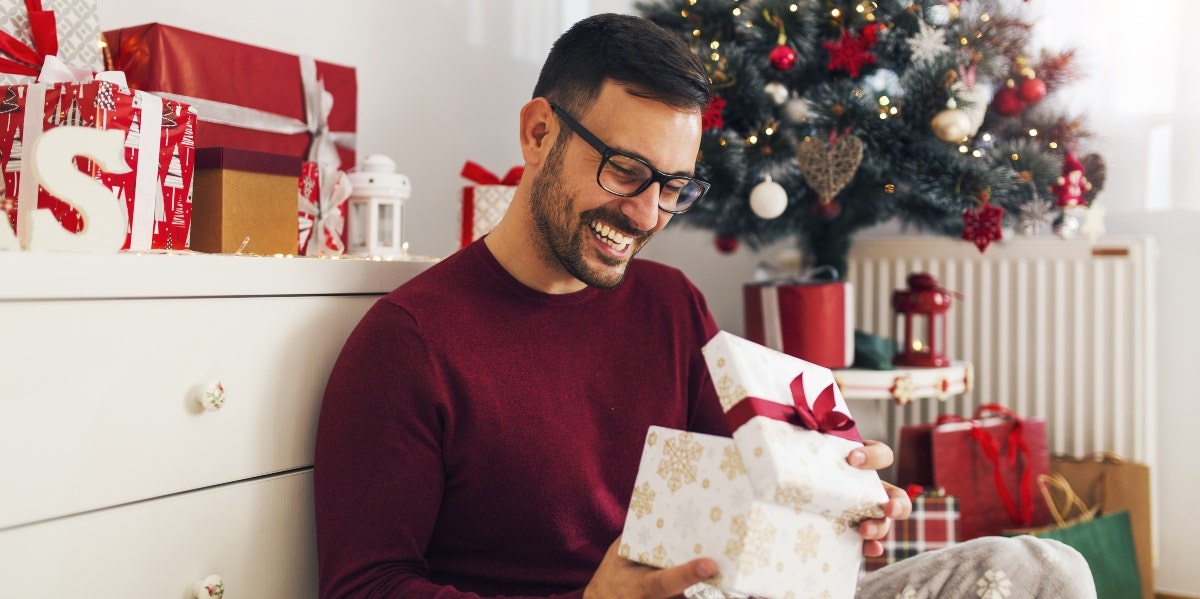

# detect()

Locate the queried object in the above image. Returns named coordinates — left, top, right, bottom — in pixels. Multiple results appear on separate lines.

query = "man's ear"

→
left=520, top=98, right=556, bottom=167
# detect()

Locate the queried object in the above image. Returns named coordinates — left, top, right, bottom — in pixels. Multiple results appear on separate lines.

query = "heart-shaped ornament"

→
left=796, top=135, right=864, bottom=203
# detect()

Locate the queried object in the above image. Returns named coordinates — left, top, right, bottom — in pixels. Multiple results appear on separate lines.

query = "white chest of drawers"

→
left=0, top=251, right=434, bottom=597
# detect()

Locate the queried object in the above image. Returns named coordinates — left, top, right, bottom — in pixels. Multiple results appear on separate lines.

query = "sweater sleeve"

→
left=313, top=300, right=586, bottom=599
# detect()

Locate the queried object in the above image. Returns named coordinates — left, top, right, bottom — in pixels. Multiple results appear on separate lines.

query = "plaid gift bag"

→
left=863, top=487, right=959, bottom=573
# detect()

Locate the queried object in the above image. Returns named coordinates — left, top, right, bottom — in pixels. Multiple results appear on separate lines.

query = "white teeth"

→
left=590, top=221, right=631, bottom=249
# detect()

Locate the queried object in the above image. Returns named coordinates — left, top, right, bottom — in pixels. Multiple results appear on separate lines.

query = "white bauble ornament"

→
left=749, top=175, right=787, bottom=219
left=931, top=108, right=972, bottom=142
left=764, top=82, right=789, bottom=105
left=1053, top=212, right=1081, bottom=239
left=784, top=97, right=811, bottom=122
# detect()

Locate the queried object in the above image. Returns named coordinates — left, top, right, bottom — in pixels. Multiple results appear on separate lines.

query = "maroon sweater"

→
left=314, top=239, right=731, bottom=598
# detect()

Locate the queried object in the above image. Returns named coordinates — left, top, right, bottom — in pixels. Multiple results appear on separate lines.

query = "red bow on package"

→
left=460, top=161, right=523, bottom=186
left=725, top=372, right=862, bottom=443
left=937, top=404, right=1034, bottom=527
left=0, top=0, right=58, bottom=77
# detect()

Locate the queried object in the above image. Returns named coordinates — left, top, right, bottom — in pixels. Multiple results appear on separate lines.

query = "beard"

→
left=528, top=145, right=650, bottom=290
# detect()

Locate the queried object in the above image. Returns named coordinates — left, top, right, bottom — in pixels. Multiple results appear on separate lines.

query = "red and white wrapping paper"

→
left=460, top=160, right=521, bottom=247
left=297, top=160, right=350, bottom=255
left=0, top=74, right=196, bottom=250
left=744, top=280, right=854, bottom=369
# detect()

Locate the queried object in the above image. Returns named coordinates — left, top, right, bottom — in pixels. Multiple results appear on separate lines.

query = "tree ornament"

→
left=796, top=134, right=864, bottom=204
left=992, top=86, right=1025, bottom=116
left=823, top=28, right=877, bottom=78
left=930, top=108, right=972, bottom=142
left=715, top=234, right=739, bottom=254
left=1080, top=204, right=1106, bottom=243
left=1050, top=152, right=1092, bottom=208
left=1016, top=196, right=1053, bottom=236
left=1052, top=211, right=1080, bottom=239
left=961, top=196, right=1004, bottom=252
left=907, top=19, right=948, bottom=64
left=702, top=96, right=726, bottom=131
left=811, top=199, right=841, bottom=221
left=784, top=97, right=812, bottom=122
left=1018, top=77, right=1047, bottom=104
left=764, top=82, right=789, bottom=105
left=749, top=175, right=788, bottom=219
left=769, top=44, right=796, bottom=70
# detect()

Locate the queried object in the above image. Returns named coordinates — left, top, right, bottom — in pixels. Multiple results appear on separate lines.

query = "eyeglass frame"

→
left=549, top=104, right=710, bottom=215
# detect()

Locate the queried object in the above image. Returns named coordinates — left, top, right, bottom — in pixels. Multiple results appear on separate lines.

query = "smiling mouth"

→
left=589, top=220, right=633, bottom=252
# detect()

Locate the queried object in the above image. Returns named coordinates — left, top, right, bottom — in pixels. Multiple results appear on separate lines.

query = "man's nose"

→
left=620, top=182, right=665, bottom=232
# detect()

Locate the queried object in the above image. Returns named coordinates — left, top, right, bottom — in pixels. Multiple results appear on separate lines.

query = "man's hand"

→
left=847, top=439, right=913, bottom=557
left=584, top=536, right=718, bottom=599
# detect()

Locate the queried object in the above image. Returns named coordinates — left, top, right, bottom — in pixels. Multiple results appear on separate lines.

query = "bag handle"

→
left=939, top=404, right=1034, bottom=527
left=1036, top=472, right=1098, bottom=527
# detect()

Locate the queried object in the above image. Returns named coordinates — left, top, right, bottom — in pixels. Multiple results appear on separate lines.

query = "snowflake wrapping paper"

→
left=620, top=332, right=889, bottom=599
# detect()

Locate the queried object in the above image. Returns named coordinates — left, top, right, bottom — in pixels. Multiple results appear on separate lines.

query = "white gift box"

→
left=0, top=0, right=105, bottom=85
left=620, top=332, right=888, bottom=599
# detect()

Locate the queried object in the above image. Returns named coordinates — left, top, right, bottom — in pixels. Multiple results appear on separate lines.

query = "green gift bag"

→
left=1006, top=473, right=1141, bottom=599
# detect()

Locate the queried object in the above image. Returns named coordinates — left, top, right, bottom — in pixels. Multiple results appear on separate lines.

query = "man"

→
left=314, top=13, right=1095, bottom=599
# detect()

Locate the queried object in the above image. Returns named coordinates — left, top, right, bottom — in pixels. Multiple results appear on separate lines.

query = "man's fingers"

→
left=847, top=439, right=894, bottom=470
left=644, top=558, right=718, bottom=598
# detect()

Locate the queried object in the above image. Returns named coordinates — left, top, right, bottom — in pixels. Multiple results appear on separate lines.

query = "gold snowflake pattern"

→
left=793, top=522, right=819, bottom=563
left=726, top=507, right=777, bottom=575
left=975, top=569, right=1012, bottom=598
left=720, top=445, right=746, bottom=480
left=891, top=374, right=915, bottom=405
left=714, top=372, right=747, bottom=411
left=710, top=505, right=723, bottom=522
left=639, top=543, right=673, bottom=568
left=828, top=501, right=887, bottom=535
left=629, top=481, right=656, bottom=519
left=618, top=542, right=631, bottom=558
left=657, top=433, right=704, bottom=492
left=648, top=429, right=659, bottom=447
left=773, top=481, right=814, bottom=510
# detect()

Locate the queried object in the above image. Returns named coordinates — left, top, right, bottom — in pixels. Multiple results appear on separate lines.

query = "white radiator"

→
left=845, top=235, right=1157, bottom=466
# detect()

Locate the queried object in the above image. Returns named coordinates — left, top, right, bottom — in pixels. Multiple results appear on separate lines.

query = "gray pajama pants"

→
left=687, top=535, right=1097, bottom=599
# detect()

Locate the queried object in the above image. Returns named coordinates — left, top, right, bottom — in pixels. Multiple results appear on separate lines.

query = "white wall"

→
left=96, top=1, right=1199, bottom=595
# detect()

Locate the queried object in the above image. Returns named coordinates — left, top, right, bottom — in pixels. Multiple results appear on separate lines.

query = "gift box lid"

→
left=702, top=331, right=888, bottom=516
left=195, top=147, right=302, bottom=176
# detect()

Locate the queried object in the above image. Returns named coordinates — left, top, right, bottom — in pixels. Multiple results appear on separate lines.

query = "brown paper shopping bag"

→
left=1052, top=453, right=1153, bottom=599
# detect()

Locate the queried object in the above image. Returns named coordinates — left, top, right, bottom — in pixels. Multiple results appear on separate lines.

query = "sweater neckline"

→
left=471, top=238, right=603, bottom=306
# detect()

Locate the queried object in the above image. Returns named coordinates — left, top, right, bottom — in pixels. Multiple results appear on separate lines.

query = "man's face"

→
left=527, top=84, right=703, bottom=289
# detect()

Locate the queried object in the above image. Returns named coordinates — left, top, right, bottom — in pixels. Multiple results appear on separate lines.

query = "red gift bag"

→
left=896, top=404, right=1050, bottom=540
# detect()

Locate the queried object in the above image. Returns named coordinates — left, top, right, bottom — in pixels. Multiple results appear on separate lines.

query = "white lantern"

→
left=346, top=155, right=411, bottom=258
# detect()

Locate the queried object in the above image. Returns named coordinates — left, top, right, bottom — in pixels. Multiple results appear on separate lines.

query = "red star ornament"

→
left=823, top=29, right=877, bottom=78
left=962, top=201, right=1004, bottom=253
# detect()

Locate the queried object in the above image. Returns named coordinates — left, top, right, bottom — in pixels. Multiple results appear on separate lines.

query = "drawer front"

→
left=1, top=295, right=377, bottom=528
left=0, top=469, right=317, bottom=598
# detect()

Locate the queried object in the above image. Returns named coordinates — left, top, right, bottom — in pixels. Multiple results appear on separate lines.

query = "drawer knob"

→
left=192, top=380, right=227, bottom=412
left=193, top=574, right=224, bottom=598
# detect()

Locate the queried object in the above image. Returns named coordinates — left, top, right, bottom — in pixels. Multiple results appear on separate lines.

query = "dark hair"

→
left=532, top=13, right=711, bottom=118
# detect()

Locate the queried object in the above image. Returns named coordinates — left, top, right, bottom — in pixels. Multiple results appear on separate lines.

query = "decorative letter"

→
left=24, top=127, right=130, bottom=252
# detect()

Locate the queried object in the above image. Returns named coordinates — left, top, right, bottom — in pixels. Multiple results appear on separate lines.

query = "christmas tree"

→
left=638, top=0, right=1106, bottom=277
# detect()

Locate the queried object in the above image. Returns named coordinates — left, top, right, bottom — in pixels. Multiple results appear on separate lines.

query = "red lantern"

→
left=892, top=272, right=953, bottom=367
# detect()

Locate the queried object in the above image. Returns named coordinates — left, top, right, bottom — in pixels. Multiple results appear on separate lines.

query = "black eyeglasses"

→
left=550, top=104, right=709, bottom=215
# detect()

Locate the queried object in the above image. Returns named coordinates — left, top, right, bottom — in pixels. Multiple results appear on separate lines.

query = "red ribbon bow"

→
left=460, top=161, right=523, bottom=186
left=725, top=372, right=862, bottom=443
left=936, top=403, right=1034, bottom=527
left=0, top=0, right=59, bottom=77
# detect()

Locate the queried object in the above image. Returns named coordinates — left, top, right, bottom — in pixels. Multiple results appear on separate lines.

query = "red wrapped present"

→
left=743, top=278, right=855, bottom=369
left=460, top=160, right=521, bottom=248
left=0, top=77, right=196, bottom=250
left=103, top=23, right=356, bottom=171
left=863, top=488, right=959, bottom=572
left=896, top=404, right=1051, bottom=540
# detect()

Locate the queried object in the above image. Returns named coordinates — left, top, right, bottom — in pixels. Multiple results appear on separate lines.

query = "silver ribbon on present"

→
left=149, top=55, right=357, bottom=255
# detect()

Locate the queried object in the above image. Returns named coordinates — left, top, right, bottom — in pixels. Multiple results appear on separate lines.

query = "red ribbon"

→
left=460, top=160, right=523, bottom=186
left=936, top=403, right=1034, bottom=527
left=0, top=0, right=59, bottom=76
left=725, top=372, right=862, bottom=443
